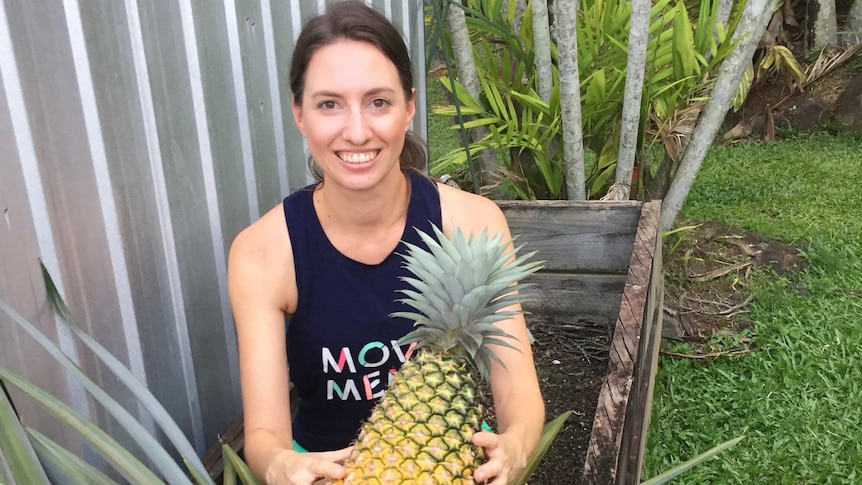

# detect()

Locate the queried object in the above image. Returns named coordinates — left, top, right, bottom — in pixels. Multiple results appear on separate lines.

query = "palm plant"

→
left=428, top=0, right=744, bottom=200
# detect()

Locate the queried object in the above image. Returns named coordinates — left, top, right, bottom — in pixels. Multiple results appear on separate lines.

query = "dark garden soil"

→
left=528, top=322, right=609, bottom=485
left=481, top=320, right=609, bottom=485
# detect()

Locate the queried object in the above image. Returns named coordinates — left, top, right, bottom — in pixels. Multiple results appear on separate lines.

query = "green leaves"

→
left=0, top=264, right=263, bottom=484
left=27, top=428, right=120, bottom=485
left=642, top=436, right=745, bottom=484
left=511, top=411, right=574, bottom=485
left=429, top=0, right=744, bottom=199
left=0, top=365, right=165, bottom=484
left=0, top=378, right=50, bottom=485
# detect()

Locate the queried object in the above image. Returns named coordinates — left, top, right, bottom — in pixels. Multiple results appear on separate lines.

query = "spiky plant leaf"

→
left=222, top=444, right=262, bottom=485
left=641, top=436, right=745, bottom=484
left=395, top=226, right=543, bottom=379
left=26, top=427, right=119, bottom=485
left=510, top=411, right=574, bottom=485
left=0, top=366, right=163, bottom=484
left=0, top=377, right=50, bottom=484
left=39, top=263, right=215, bottom=484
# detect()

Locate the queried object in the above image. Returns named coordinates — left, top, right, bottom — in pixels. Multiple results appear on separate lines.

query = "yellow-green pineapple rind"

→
left=335, top=352, right=483, bottom=484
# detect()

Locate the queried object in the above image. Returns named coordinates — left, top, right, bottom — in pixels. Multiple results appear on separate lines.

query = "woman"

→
left=227, top=2, right=544, bottom=483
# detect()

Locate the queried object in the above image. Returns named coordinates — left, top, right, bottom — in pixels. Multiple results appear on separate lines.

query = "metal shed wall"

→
left=0, top=0, right=426, bottom=457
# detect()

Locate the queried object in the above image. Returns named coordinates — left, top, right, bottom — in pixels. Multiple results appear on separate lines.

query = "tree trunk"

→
left=807, top=0, right=839, bottom=50
left=842, top=0, right=862, bottom=45
left=532, top=0, right=554, bottom=103
left=609, top=0, right=651, bottom=200
left=446, top=4, right=504, bottom=196
left=513, top=0, right=528, bottom=35
left=716, top=0, right=734, bottom=27
left=557, top=0, right=587, bottom=200
left=660, top=0, right=776, bottom=231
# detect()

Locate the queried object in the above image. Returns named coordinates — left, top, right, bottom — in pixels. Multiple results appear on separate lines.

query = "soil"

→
left=480, top=320, right=609, bottom=485
left=528, top=322, right=610, bottom=484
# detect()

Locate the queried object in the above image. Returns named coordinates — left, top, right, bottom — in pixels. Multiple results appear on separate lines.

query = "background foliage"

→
left=427, top=0, right=744, bottom=199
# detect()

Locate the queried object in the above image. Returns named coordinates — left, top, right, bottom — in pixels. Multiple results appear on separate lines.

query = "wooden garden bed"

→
left=499, top=200, right=663, bottom=484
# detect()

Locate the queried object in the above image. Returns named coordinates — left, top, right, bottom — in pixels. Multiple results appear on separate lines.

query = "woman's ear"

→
left=292, top=99, right=305, bottom=136
left=405, top=88, right=416, bottom=128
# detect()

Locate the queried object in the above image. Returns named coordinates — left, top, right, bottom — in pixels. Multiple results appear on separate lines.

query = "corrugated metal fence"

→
left=0, top=0, right=426, bottom=459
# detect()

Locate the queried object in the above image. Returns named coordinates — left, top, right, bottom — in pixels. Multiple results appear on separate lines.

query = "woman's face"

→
left=292, top=40, right=415, bottom=192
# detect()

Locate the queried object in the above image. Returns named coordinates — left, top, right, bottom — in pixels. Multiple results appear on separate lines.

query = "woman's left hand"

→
left=471, top=430, right=529, bottom=484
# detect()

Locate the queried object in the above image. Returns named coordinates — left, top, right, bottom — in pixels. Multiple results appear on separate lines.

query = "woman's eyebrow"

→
left=309, top=87, right=396, bottom=99
left=365, top=87, right=396, bottom=96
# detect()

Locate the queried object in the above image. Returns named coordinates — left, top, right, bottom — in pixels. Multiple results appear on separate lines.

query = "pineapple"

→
left=331, top=225, right=543, bottom=484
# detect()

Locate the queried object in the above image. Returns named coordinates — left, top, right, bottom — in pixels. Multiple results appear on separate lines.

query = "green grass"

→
left=425, top=76, right=462, bottom=162
left=645, top=132, right=862, bottom=483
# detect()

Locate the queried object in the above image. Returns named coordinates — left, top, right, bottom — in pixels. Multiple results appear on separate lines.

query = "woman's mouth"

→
left=337, top=150, right=380, bottom=164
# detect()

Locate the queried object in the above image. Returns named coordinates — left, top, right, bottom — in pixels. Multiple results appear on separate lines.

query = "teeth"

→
left=339, top=151, right=377, bottom=164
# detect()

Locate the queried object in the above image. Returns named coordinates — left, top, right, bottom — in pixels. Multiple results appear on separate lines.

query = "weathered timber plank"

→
left=583, top=201, right=661, bottom=485
left=521, top=273, right=627, bottom=327
left=616, top=201, right=662, bottom=485
left=631, top=275, right=664, bottom=482
left=621, top=209, right=664, bottom=484
left=499, top=201, right=642, bottom=273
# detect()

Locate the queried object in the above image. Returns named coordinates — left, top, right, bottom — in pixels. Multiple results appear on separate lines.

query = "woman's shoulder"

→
left=229, top=204, right=293, bottom=282
left=436, top=182, right=508, bottom=236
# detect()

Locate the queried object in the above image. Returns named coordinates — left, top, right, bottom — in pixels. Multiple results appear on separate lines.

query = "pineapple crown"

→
left=392, top=225, right=543, bottom=379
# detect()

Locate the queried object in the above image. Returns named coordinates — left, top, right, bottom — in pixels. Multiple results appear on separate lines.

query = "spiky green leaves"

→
left=392, top=225, right=543, bottom=378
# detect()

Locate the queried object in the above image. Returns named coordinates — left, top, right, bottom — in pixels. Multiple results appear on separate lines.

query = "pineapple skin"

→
left=331, top=351, right=484, bottom=485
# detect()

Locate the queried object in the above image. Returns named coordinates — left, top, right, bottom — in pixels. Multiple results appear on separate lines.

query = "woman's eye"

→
left=370, top=98, right=390, bottom=108
left=319, top=100, right=337, bottom=110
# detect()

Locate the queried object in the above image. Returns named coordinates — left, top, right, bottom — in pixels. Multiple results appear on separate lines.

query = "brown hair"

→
left=290, top=0, right=427, bottom=181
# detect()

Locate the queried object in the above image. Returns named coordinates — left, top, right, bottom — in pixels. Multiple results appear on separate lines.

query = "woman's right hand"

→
left=264, top=447, right=352, bottom=485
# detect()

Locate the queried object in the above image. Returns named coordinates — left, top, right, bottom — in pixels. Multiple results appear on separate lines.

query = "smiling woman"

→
left=290, top=40, right=416, bottom=194
left=226, top=1, right=545, bottom=484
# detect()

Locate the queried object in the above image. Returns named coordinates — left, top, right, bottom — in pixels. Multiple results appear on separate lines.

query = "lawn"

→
left=644, top=132, right=862, bottom=483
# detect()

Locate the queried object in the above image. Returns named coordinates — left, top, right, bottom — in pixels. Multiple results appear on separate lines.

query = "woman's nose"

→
left=342, top=108, right=372, bottom=144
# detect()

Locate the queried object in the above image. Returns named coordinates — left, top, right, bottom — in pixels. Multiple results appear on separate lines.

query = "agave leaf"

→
left=222, top=453, right=237, bottom=485
left=222, top=445, right=262, bottom=485
left=183, top=457, right=212, bottom=485
left=510, top=411, right=573, bottom=485
left=641, top=436, right=745, bottom=484
left=0, top=366, right=164, bottom=484
left=38, top=263, right=215, bottom=484
left=0, top=378, right=50, bottom=485
left=26, top=427, right=119, bottom=485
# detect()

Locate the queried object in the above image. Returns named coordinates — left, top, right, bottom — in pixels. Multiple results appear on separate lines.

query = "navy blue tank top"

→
left=282, top=170, right=442, bottom=452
